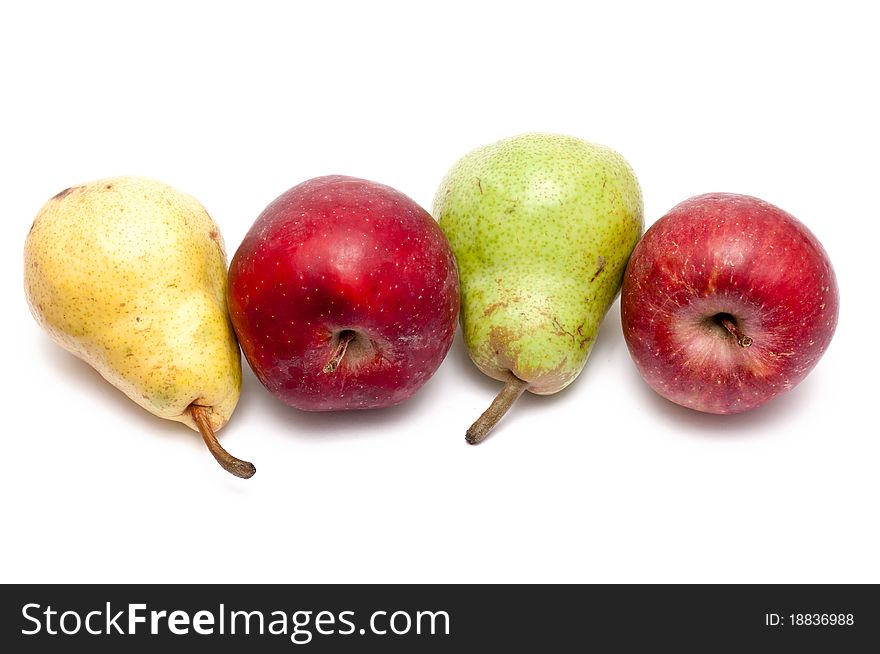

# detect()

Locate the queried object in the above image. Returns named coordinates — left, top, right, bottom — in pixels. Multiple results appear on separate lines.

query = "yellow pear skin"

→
left=24, top=177, right=254, bottom=478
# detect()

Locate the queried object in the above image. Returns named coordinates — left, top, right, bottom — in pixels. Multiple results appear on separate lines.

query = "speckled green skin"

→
left=433, top=134, right=643, bottom=394
left=24, top=177, right=241, bottom=433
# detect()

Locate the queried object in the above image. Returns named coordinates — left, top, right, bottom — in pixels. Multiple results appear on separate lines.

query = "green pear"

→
left=24, top=177, right=254, bottom=478
left=433, top=134, right=643, bottom=443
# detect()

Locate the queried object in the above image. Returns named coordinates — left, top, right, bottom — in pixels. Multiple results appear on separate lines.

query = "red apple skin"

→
left=228, top=176, right=460, bottom=411
left=621, top=193, right=838, bottom=414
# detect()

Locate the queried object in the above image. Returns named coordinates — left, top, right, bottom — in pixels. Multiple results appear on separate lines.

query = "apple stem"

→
left=323, top=330, right=356, bottom=373
left=190, top=405, right=256, bottom=479
left=719, top=316, right=753, bottom=348
left=466, top=375, right=530, bottom=445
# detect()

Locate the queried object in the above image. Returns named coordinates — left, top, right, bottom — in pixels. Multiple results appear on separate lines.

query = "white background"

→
left=1, top=0, right=877, bottom=583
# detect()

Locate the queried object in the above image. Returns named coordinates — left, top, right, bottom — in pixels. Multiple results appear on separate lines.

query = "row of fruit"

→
left=24, top=133, right=839, bottom=478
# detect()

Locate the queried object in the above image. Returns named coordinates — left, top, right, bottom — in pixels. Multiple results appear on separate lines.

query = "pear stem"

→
left=190, top=405, right=256, bottom=479
left=323, top=330, right=356, bottom=373
left=466, top=375, right=531, bottom=445
left=719, top=316, right=753, bottom=348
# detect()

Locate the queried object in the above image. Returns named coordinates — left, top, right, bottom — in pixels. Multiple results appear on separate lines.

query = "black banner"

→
left=1, top=584, right=876, bottom=651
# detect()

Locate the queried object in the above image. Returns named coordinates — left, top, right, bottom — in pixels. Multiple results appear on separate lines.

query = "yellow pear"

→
left=24, top=177, right=254, bottom=478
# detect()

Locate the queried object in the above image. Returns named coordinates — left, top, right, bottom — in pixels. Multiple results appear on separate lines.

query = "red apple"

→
left=621, top=193, right=838, bottom=414
left=228, top=176, right=459, bottom=411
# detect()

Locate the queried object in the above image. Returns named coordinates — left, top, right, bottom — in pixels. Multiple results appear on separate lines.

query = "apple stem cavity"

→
left=466, top=375, right=531, bottom=445
left=190, top=405, right=256, bottom=479
left=716, top=314, right=753, bottom=348
left=323, top=330, right=357, bottom=373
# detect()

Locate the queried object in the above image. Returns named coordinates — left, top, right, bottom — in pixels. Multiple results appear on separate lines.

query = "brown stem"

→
left=190, top=405, right=256, bottom=479
left=719, top=317, right=753, bottom=348
left=323, top=330, right=356, bottom=373
left=466, top=375, right=531, bottom=445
